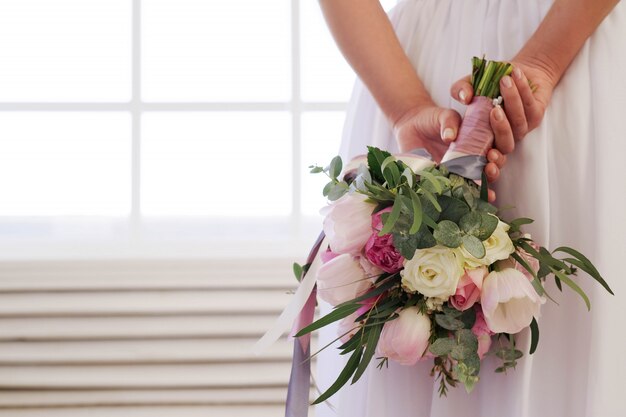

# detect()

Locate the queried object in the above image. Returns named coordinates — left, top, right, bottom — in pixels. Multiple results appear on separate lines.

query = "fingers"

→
left=488, top=189, right=497, bottom=203
left=499, top=75, right=528, bottom=141
left=437, top=108, right=462, bottom=145
left=511, top=67, right=543, bottom=130
left=490, top=106, right=515, bottom=154
left=484, top=162, right=500, bottom=183
left=450, top=75, right=474, bottom=105
left=487, top=148, right=507, bottom=169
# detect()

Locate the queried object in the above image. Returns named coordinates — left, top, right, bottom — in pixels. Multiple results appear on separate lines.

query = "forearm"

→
left=318, top=0, right=431, bottom=124
left=514, top=0, right=619, bottom=85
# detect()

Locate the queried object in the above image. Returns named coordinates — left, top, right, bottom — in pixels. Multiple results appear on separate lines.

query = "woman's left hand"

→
left=450, top=60, right=557, bottom=154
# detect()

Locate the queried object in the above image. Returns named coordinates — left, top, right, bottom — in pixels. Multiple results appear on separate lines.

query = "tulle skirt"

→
left=315, top=0, right=626, bottom=416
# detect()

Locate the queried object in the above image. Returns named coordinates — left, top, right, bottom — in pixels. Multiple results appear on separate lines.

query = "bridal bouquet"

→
left=285, top=58, right=614, bottom=406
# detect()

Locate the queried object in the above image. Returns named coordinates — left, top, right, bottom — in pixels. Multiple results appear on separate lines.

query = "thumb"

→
left=437, top=108, right=462, bottom=145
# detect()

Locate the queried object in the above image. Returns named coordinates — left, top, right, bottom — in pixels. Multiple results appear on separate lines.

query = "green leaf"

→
left=529, top=317, right=539, bottom=354
left=379, top=193, right=403, bottom=236
left=421, top=189, right=442, bottom=212
left=480, top=170, right=489, bottom=202
left=554, top=247, right=613, bottom=295
left=475, top=199, right=498, bottom=214
left=292, top=262, right=303, bottom=282
left=392, top=225, right=436, bottom=259
left=462, top=235, right=485, bottom=259
left=381, top=156, right=401, bottom=187
left=401, top=167, right=414, bottom=188
left=295, top=303, right=360, bottom=337
left=327, top=182, right=349, bottom=201
left=435, top=314, right=465, bottom=330
left=495, top=348, right=524, bottom=361
left=352, top=323, right=383, bottom=383
left=418, top=170, right=443, bottom=193
left=510, top=251, right=538, bottom=281
left=458, top=307, right=477, bottom=329
left=433, top=220, right=462, bottom=248
left=456, top=329, right=479, bottom=350
left=429, top=337, right=456, bottom=356
left=322, top=181, right=333, bottom=197
left=312, top=345, right=363, bottom=404
left=438, top=195, right=470, bottom=223
left=550, top=267, right=591, bottom=311
left=509, top=217, right=534, bottom=232
left=367, top=146, right=392, bottom=184
left=407, top=187, right=423, bottom=234
left=329, top=156, right=342, bottom=180
left=459, top=212, right=482, bottom=236
left=310, top=166, right=324, bottom=174
left=476, top=213, right=498, bottom=240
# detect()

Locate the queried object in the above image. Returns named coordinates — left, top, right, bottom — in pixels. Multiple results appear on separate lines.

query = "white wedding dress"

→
left=315, top=1, right=626, bottom=416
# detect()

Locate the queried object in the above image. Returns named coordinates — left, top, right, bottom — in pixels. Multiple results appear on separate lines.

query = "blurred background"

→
left=0, top=0, right=395, bottom=416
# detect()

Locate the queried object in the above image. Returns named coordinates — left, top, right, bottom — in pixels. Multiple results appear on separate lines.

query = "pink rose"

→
left=371, top=207, right=392, bottom=232
left=376, top=307, right=431, bottom=365
left=449, top=267, right=488, bottom=311
left=364, top=232, right=404, bottom=274
left=472, top=308, right=494, bottom=359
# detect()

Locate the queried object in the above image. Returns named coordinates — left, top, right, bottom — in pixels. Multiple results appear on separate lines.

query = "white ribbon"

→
left=252, top=237, right=326, bottom=355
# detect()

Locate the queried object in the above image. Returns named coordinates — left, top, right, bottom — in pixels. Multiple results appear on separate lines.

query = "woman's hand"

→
left=450, top=59, right=557, bottom=154
left=393, top=103, right=507, bottom=202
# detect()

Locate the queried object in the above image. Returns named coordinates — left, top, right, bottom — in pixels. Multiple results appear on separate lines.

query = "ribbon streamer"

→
left=253, top=233, right=325, bottom=356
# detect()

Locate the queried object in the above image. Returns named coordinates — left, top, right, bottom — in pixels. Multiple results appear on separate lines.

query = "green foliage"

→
left=471, top=56, right=513, bottom=98
left=433, top=220, right=462, bottom=248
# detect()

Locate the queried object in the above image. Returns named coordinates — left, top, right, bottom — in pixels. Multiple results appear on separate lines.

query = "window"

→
left=0, top=0, right=397, bottom=260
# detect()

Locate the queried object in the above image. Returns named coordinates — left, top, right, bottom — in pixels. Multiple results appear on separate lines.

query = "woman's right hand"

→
left=393, top=103, right=507, bottom=202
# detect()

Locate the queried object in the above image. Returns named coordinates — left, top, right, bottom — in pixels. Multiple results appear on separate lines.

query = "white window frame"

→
left=0, top=0, right=350, bottom=261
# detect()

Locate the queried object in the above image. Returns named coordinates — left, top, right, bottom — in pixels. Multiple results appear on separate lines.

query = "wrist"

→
left=513, top=51, right=561, bottom=90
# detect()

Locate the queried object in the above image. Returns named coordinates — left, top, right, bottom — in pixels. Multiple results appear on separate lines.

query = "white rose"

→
left=459, top=220, right=515, bottom=268
left=480, top=268, right=545, bottom=334
left=401, top=245, right=464, bottom=298
left=321, top=192, right=375, bottom=255
left=316, top=253, right=371, bottom=306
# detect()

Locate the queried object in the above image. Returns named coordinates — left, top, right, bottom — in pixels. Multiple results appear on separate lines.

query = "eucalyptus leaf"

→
left=434, top=220, right=462, bottom=248
left=329, top=156, right=342, bottom=180
left=438, top=195, right=470, bottom=223
left=462, top=234, right=486, bottom=259
left=435, top=314, right=465, bottom=330
left=429, top=337, right=456, bottom=356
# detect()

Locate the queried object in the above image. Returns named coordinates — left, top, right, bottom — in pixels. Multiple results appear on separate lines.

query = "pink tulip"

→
left=316, top=253, right=371, bottom=306
left=472, top=308, right=494, bottom=359
left=377, top=307, right=431, bottom=365
left=321, top=193, right=375, bottom=255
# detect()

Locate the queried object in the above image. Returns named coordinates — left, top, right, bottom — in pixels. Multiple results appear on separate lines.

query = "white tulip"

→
left=480, top=268, right=545, bottom=334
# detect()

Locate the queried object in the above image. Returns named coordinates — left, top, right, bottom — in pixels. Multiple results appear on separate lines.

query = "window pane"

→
left=0, top=0, right=131, bottom=102
left=142, top=112, right=291, bottom=216
left=0, top=113, right=131, bottom=215
left=301, top=112, right=346, bottom=215
left=142, top=0, right=291, bottom=102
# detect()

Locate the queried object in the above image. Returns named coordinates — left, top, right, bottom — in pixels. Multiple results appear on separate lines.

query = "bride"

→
left=314, top=1, right=626, bottom=416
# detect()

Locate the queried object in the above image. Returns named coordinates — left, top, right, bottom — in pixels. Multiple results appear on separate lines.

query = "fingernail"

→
left=494, top=107, right=504, bottom=121
left=442, top=128, right=456, bottom=141
left=513, top=67, right=523, bottom=80
left=459, top=89, right=467, bottom=102
left=502, top=76, right=512, bottom=88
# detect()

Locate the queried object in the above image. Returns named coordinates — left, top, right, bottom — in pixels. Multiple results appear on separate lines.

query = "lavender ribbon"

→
left=285, top=232, right=325, bottom=417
